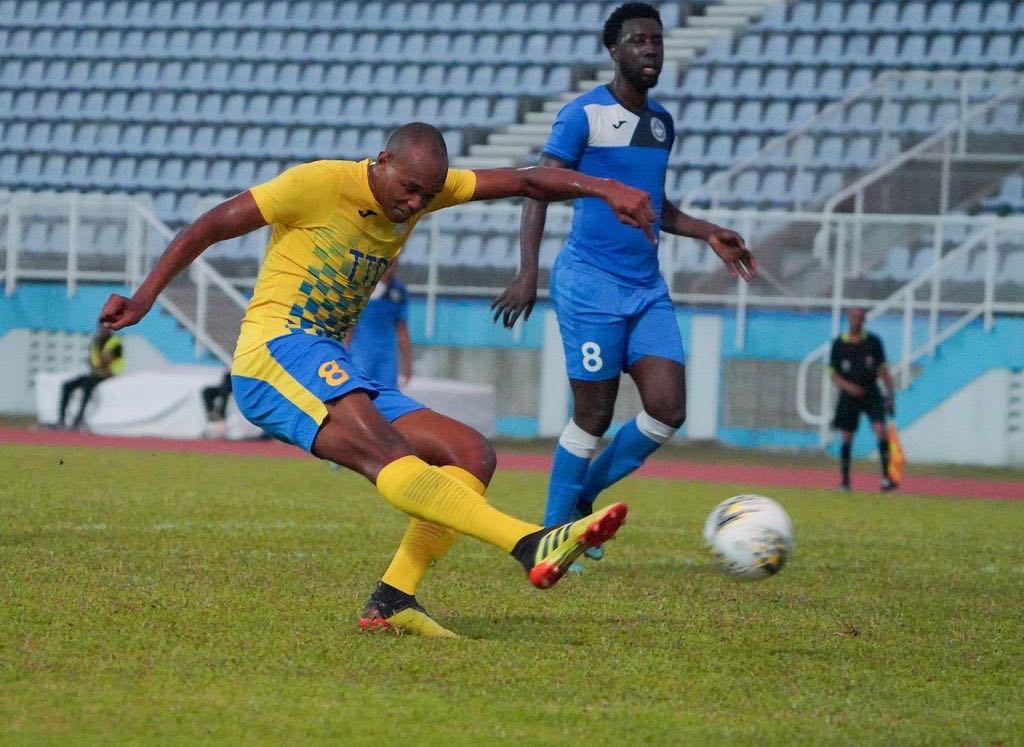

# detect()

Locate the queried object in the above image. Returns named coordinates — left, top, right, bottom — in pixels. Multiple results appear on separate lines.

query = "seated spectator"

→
left=58, top=323, right=124, bottom=429
left=202, top=371, right=233, bottom=422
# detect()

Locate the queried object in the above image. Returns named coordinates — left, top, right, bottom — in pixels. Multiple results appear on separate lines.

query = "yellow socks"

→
left=380, top=466, right=482, bottom=595
left=376, top=456, right=538, bottom=553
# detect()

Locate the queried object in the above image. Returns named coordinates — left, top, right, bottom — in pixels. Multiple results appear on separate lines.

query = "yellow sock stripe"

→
left=390, top=465, right=487, bottom=584
left=439, top=465, right=487, bottom=496
left=376, top=456, right=538, bottom=552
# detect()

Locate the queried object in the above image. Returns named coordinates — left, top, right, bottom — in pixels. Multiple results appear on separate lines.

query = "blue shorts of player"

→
left=230, top=332, right=424, bottom=452
left=551, top=253, right=685, bottom=381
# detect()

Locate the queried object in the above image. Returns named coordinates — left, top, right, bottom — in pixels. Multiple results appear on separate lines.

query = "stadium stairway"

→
left=454, top=0, right=788, bottom=168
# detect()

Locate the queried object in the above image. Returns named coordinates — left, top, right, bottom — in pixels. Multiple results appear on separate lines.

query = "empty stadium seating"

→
left=0, top=0, right=682, bottom=224
left=0, top=0, right=1022, bottom=273
left=664, top=0, right=1024, bottom=208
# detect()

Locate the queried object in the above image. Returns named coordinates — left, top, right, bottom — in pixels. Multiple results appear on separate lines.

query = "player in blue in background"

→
left=492, top=2, right=758, bottom=546
left=347, top=261, right=413, bottom=389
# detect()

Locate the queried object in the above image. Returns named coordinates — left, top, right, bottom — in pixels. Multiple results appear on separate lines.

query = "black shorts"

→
left=832, top=391, right=886, bottom=432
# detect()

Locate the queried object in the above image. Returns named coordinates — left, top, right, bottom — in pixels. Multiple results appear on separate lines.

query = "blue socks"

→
left=545, top=412, right=679, bottom=525
left=544, top=445, right=592, bottom=526
left=544, top=420, right=599, bottom=526
left=575, top=418, right=662, bottom=515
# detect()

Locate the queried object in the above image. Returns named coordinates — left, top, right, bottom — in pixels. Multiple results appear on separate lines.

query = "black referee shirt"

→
left=829, top=332, right=887, bottom=392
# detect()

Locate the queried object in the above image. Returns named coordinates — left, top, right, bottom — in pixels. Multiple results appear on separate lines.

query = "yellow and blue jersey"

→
left=231, top=159, right=475, bottom=450
left=238, top=158, right=474, bottom=354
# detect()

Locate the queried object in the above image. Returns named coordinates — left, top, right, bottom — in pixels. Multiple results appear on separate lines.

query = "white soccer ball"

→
left=703, top=495, right=794, bottom=580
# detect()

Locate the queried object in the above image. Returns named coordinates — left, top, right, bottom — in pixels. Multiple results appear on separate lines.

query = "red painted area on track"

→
left=3, top=426, right=1021, bottom=501
left=498, top=452, right=1024, bottom=501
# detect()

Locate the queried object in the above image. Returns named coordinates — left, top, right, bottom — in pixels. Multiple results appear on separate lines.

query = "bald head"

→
left=385, top=122, right=448, bottom=160
left=369, top=122, right=451, bottom=223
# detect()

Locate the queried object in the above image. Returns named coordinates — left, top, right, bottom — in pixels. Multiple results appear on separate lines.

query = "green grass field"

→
left=2, top=442, right=1022, bottom=745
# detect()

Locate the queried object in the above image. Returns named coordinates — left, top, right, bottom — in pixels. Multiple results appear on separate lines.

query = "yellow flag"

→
left=887, top=422, right=905, bottom=483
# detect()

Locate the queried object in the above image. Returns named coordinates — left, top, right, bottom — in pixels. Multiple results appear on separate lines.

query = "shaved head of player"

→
left=369, top=122, right=449, bottom=223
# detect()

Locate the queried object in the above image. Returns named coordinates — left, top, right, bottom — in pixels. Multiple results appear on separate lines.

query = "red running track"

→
left=2, top=426, right=1021, bottom=501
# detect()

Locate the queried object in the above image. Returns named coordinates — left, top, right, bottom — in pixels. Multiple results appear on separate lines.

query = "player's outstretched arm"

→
left=100, top=192, right=267, bottom=330
left=471, top=166, right=656, bottom=241
left=489, top=156, right=570, bottom=328
left=661, top=201, right=757, bottom=282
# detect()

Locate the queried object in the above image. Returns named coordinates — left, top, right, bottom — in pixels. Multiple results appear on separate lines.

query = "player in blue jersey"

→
left=492, top=2, right=758, bottom=543
left=346, top=261, right=413, bottom=389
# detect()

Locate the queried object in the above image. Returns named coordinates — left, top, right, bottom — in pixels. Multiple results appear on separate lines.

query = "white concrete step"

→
left=468, top=143, right=532, bottom=159
left=488, top=132, right=544, bottom=147
left=505, top=122, right=556, bottom=137
left=706, top=3, right=771, bottom=16
left=686, top=16, right=739, bottom=29
left=524, top=111, right=558, bottom=125
left=669, top=27, right=725, bottom=40
left=452, top=155, right=515, bottom=169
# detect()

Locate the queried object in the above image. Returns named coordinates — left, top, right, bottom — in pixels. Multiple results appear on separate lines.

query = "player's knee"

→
left=637, top=409, right=681, bottom=443
left=644, top=398, right=686, bottom=429
left=447, top=432, right=497, bottom=485
left=572, top=406, right=613, bottom=436
left=316, top=420, right=413, bottom=478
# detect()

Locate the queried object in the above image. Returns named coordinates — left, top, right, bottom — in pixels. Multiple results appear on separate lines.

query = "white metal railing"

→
left=4, top=192, right=1024, bottom=378
left=0, top=191, right=246, bottom=364
left=682, top=70, right=1022, bottom=212
left=814, top=75, right=1024, bottom=260
left=796, top=215, right=1024, bottom=445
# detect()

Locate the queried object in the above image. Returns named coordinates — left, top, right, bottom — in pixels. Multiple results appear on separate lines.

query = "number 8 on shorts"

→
left=581, top=341, right=603, bottom=373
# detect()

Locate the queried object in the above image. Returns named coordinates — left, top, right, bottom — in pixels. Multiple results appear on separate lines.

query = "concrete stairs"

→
left=454, top=0, right=789, bottom=169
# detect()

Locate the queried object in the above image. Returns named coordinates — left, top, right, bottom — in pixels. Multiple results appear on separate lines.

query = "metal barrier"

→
left=3, top=192, right=1023, bottom=394
left=681, top=70, right=1022, bottom=212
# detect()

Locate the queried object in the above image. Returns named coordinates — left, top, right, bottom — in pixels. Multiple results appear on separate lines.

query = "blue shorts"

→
left=231, top=332, right=424, bottom=452
left=551, top=255, right=685, bottom=382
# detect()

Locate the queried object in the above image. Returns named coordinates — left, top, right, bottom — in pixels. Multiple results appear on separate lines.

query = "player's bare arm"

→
left=99, top=192, right=267, bottom=330
left=661, top=200, right=757, bottom=282
left=490, top=155, right=571, bottom=327
left=471, top=166, right=656, bottom=240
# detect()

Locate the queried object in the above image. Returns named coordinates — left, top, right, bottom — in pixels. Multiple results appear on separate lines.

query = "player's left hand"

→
left=491, top=272, right=538, bottom=328
left=708, top=229, right=757, bottom=282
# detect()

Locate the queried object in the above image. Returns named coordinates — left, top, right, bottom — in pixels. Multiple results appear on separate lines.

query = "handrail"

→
left=684, top=70, right=1021, bottom=213
left=795, top=220, right=999, bottom=439
left=821, top=78, right=1024, bottom=216
left=1, top=191, right=246, bottom=365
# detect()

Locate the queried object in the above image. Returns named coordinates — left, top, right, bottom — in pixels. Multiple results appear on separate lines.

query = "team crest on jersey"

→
left=650, top=117, right=667, bottom=142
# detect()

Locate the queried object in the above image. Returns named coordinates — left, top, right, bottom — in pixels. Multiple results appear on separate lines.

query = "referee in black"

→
left=829, top=306, right=897, bottom=492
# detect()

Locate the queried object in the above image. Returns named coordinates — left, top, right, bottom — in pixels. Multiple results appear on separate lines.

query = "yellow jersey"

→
left=236, top=159, right=476, bottom=356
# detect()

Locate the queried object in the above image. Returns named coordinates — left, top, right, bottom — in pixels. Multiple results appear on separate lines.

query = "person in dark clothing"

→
left=829, top=307, right=897, bottom=492
left=58, top=323, right=124, bottom=429
left=202, top=371, right=233, bottom=421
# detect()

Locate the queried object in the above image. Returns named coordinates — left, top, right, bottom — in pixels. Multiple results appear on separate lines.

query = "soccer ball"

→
left=703, top=495, right=793, bottom=580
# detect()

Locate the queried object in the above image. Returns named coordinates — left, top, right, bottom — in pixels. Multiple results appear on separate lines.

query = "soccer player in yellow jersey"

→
left=100, top=123, right=655, bottom=638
